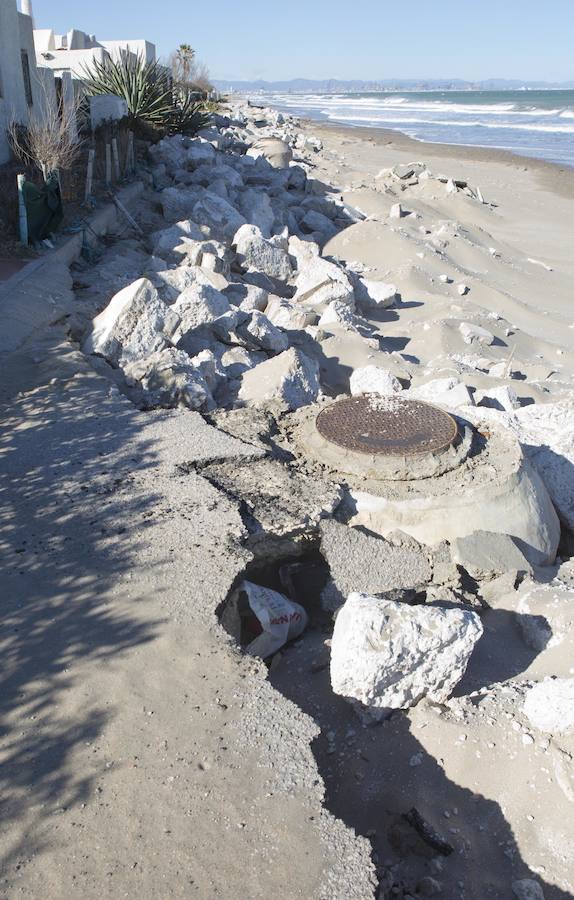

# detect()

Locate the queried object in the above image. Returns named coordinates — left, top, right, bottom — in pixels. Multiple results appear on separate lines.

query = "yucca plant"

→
left=81, top=55, right=174, bottom=131
left=82, top=54, right=210, bottom=138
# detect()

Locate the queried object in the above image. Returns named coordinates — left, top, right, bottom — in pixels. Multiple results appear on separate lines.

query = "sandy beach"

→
left=1, top=100, right=574, bottom=900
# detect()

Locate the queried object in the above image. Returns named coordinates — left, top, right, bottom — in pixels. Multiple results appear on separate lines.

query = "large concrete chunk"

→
left=238, top=347, right=320, bottom=411
left=451, top=530, right=532, bottom=579
left=236, top=310, right=289, bottom=353
left=186, top=141, right=217, bottom=167
left=319, top=520, right=432, bottom=611
left=82, top=278, right=180, bottom=367
left=513, top=401, right=574, bottom=531
left=160, top=187, right=202, bottom=222
left=192, top=192, right=247, bottom=241
left=173, top=282, right=231, bottom=336
left=523, top=679, right=574, bottom=735
left=265, top=296, right=318, bottom=331
left=233, top=224, right=293, bottom=281
left=238, top=189, right=275, bottom=237
left=514, top=578, right=574, bottom=675
left=150, top=220, right=204, bottom=257
left=350, top=366, right=402, bottom=397
left=330, top=593, right=483, bottom=719
left=293, top=256, right=355, bottom=308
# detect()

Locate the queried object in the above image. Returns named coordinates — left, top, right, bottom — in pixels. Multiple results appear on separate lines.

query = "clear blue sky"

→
left=30, top=0, right=574, bottom=83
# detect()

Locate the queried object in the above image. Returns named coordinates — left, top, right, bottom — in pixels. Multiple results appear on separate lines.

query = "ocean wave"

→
left=269, top=94, right=572, bottom=119
left=329, top=113, right=574, bottom=133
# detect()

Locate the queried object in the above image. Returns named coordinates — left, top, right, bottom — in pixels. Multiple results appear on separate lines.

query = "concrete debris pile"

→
left=73, top=100, right=574, bottom=898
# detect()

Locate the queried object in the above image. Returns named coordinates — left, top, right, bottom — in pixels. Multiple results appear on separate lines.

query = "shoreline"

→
left=295, top=115, right=574, bottom=199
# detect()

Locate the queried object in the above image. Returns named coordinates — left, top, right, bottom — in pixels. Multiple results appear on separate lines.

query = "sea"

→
left=263, top=90, right=574, bottom=168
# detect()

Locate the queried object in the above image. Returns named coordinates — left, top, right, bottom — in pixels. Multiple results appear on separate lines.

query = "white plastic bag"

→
left=242, top=580, right=308, bottom=658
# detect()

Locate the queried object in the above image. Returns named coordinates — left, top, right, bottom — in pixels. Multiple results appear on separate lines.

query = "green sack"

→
left=22, top=173, right=64, bottom=243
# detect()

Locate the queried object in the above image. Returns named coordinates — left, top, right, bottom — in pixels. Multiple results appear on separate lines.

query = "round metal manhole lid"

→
left=315, top=395, right=458, bottom=457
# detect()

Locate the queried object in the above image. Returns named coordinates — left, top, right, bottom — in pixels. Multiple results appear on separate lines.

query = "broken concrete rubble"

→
left=523, top=678, right=574, bottom=735
left=319, top=520, right=432, bottom=611
left=235, top=309, right=289, bottom=353
left=451, top=530, right=532, bottom=580
left=202, top=457, right=342, bottom=558
left=123, top=347, right=212, bottom=410
left=330, top=593, right=483, bottom=719
left=238, top=347, right=320, bottom=411
left=233, top=223, right=293, bottom=281
left=349, top=366, right=402, bottom=396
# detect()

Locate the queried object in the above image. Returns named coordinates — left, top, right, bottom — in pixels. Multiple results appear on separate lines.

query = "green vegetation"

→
left=81, top=54, right=210, bottom=137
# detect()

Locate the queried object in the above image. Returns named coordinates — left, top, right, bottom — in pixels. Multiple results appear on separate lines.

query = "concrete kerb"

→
left=0, top=182, right=144, bottom=355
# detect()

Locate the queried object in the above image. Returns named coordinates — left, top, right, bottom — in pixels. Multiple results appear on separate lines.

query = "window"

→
left=21, top=50, right=33, bottom=106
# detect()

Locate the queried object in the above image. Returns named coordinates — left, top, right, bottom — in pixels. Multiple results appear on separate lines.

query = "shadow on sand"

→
left=0, top=372, right=163, bottom=872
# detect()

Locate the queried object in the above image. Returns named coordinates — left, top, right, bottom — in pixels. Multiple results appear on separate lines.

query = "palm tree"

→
left=175, top=44, right=195, bottom=85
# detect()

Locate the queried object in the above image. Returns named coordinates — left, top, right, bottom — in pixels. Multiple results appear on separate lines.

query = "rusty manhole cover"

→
left=316, top=395, right=458, bottom=457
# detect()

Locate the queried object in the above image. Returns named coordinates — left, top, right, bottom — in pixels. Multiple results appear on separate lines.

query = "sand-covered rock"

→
left=357, top=278, right=398, bottom=310
left=330, top=593, right=483, bottom=719
left=349, top=366, right=402, bottom=396
left=292, top=256, right=355, bottom=308
left=238, top=347, right=320, bottom=410
left=410, top=377, right=474, bottom=410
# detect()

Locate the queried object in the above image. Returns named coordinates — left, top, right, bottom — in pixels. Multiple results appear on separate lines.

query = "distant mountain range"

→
left=213, top=77, right=574, bottom=93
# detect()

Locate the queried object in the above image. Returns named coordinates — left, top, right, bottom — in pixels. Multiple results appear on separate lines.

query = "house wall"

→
left=100, top=40, right=156, bottom=65
left=38, top=46, right=109, bottom=79
left=0, top=0, right=28, bottom=161
left=18, top=11, right=55, bottom=114
left=0, top=0, right=56, bottom=164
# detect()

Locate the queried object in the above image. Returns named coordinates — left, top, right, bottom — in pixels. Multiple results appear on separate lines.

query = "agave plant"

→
left=81, top=53, right=209, bottom=136
left=165, top=89, right=210, bottom=136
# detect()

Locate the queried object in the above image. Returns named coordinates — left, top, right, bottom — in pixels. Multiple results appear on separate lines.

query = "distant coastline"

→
left=214, top=78, right=574, bottom=94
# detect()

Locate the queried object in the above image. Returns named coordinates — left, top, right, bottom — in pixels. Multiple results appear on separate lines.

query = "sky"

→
left=30, top=0, right=574, bottom=84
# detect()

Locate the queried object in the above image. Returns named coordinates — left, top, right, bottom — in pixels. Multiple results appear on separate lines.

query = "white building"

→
left=0, top=0, right=59, bottom=164
left=33, top=28, right=157, bottom=80
left=0, top=1, right=157, bottom=167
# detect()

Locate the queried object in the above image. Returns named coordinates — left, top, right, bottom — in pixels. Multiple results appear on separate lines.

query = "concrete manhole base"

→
left=286, top=397, right=561, bottom=566
left=295, top=395, right=473, bottom=482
